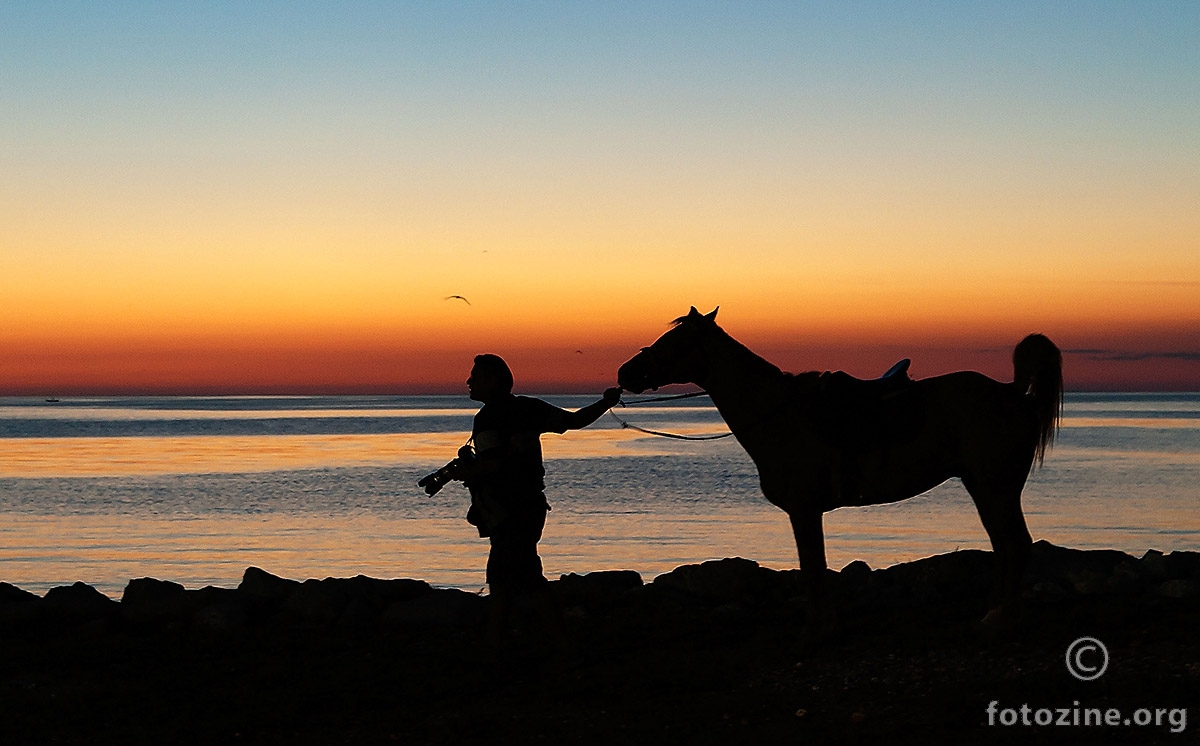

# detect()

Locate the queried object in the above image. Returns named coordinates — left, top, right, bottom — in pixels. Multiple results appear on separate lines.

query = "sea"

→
left=1, top=393, right=1197, bottom=598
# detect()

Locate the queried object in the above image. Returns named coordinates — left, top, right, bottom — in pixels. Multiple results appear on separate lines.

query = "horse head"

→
left=617, top=306, right=718, bottom=393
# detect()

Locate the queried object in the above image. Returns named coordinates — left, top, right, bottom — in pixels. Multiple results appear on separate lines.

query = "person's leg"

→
left=530, top=582, right=571, bottom=654
left=486, top=583, right=513, bottom=652
left=486, top=505, right=557, bottom=649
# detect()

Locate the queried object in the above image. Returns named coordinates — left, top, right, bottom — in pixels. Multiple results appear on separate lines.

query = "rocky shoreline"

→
left=3, top=540, right=1198, bottom=744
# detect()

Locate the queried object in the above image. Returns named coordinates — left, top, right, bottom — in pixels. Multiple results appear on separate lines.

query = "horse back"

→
left=896, top=370, right=1039, bottom=482
left=825, top=370, right=1040, bottom=508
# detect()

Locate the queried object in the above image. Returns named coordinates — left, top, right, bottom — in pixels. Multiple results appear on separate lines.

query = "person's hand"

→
left=602, top=386, right=623, bottom=408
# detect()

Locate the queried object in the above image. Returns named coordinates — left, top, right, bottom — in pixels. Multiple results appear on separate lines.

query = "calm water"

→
left=1, top=393, right=1197, bottom=597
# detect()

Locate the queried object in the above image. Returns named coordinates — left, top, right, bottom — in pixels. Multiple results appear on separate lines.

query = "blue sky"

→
left=3, top=2, right=1198, bottom=392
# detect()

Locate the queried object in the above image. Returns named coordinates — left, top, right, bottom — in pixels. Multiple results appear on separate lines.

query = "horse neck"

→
left=698, top=328, right=790, bottom=434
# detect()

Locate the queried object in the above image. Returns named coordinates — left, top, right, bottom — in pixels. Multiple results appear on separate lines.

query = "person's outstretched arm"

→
left=565, top=387, right=622, bottom=430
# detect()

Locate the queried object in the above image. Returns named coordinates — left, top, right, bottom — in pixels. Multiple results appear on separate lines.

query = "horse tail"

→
left=1013, top=333, right=1063, bottom=466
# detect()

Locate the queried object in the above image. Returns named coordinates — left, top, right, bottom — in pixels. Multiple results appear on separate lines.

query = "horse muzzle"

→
left=617, top=355, right=657, bottom=394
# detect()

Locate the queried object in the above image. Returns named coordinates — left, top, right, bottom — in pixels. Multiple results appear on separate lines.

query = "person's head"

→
left=468, top=354, right=514, bottom=402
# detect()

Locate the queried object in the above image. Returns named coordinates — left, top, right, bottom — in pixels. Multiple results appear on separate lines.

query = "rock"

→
left=1070, top=571, right=1109, bottom=596
left=774, top=568, right=808, bottom=598
left=336, top=575, right=433, bottom=608
left=1107, top=560, right=1145, bottom=594
left=1027, top=541, right=1139, bottom=595
left=651, top=557, right=774, bottom=603
left=0, top=582, right=40, bottom=606
left=284, top=576, right=434, bottom=625
left=192, top=585, right=240, bottom=607
left=879, top=549, right=993, bottom=601
left=193, top=601, right=249, bottom=633
left=832, top=561, right=875, bottom=603
left=1140, top=549, right=1169, bottom=579
left=121, top=577, right=193, bottom=625
left=555, top=570, right=643, bottom=607
left=189, top=586, right=245, bottom=632
left=0, top=583, right=43, bottom=628
left=382, top=588, right=483, bottom=628
left=558, top=569, right=643, bottom=591
left=1026, top=580, right=1068, bottom=601
left=238, top=567, right=301, bottom=605
left=1156, top=579, right=1199, bottom=600
left=840, top=560, right=871, bottom=578
left=338, top=596, right=378, bottom=629
left=42, top=582, right=119, bottom=622
left=4, top=545, right=1200, bottom=746
left=710, top=601, right=750, bottom=624
left=122, top=577, right=187, bottom=605
left=286, top=578, right=350, bottom=625
left=1165, top=551, right=1200, bottom=581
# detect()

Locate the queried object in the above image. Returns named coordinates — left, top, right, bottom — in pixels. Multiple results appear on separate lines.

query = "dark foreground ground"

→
left=2, top=541, right=1198, bottom=745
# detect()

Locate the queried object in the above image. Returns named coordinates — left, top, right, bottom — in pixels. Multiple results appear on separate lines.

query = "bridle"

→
left=612, top=322, right=796, bottom=442
left=610, top=331, right=730, bottom=440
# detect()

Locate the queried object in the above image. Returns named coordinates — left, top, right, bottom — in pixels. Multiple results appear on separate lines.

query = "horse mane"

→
left=674, top=314, right=793, bottom=384
left=784, top=370, right=823, bottom=392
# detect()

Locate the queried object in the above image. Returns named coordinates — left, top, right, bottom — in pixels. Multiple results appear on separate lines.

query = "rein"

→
left=608, top=391, right=736, bottom=441
left=617, top=391, right=710, bottom=405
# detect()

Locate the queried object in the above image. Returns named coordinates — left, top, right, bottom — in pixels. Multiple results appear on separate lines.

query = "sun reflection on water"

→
left=0, top=394, right=1197, bottom=597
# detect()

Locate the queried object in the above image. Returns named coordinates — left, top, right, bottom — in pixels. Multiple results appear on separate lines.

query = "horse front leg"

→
left=788, top=508, right=836, bottom=634
left=788, top=508, right=827, bottom=597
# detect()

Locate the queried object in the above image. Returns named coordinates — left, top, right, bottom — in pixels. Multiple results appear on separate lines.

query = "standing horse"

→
left=617, top=307, right=1062, bottom=623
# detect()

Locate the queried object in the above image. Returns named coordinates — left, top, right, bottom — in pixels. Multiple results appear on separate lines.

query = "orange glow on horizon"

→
left=3, top=304, right=1197, bottom=395
left=5, top=153, right=1198, bottom=395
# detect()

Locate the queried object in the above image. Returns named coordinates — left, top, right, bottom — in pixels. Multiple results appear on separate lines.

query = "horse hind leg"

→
left=962, top=476, right=1033, bottom=625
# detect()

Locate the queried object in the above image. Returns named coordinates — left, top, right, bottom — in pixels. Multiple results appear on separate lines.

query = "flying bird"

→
left=444, top=295, right=472, bottom=306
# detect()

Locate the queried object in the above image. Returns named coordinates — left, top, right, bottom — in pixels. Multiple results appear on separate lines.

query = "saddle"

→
left=818, top=358, right=912, bottom=401
left=809, top=359, right=919, bottom=501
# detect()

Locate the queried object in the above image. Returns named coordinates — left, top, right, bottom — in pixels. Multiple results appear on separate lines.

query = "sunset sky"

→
left=3, top=2, right=1197, bottom=394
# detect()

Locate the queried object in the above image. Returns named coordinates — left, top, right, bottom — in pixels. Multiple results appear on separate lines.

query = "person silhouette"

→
left=456, top=354, right=622, bottom=652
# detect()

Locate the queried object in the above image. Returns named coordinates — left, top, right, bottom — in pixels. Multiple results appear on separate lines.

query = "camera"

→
left=417, top=444, right=475, bottom=496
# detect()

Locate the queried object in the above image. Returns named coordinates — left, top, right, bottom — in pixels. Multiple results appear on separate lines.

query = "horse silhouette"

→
left=617, top=307, right=1062, bottom=624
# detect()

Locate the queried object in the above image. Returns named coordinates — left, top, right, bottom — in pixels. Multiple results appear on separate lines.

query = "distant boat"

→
left=45, top=398, right=60, bottom=403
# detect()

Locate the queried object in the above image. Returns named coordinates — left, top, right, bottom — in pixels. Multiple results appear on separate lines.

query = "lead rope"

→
left=608, top=391, right=736, bottom=441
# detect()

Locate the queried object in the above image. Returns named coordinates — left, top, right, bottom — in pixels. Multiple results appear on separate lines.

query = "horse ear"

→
left=688, top=306, right=703, bottom=319
left=706, top=307, right=719, bottom=321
